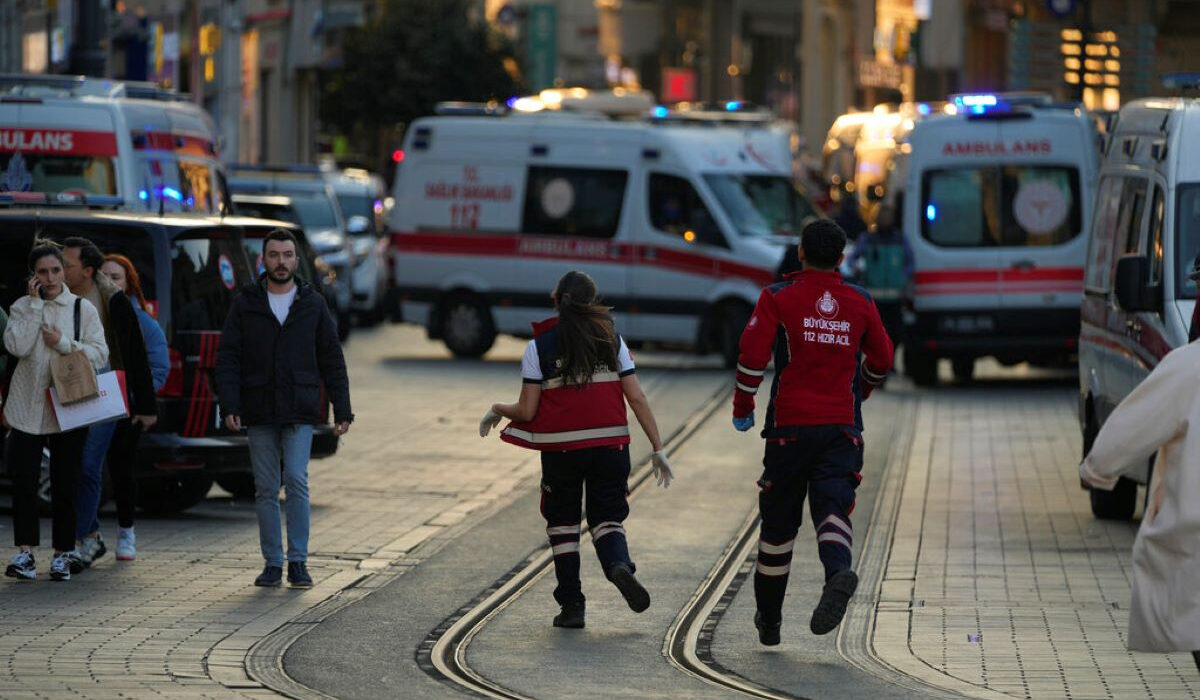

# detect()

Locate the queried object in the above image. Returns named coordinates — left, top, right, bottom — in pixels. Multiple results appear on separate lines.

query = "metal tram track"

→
left=419, top=381, right=734, bottom=700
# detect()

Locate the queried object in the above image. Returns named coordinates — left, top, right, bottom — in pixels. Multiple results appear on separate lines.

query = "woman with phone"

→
left=3, top=241, right=107, bottom=582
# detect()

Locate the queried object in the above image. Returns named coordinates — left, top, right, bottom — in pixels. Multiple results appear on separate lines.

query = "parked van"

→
left=1077, top=94, right=1200, bottom=519
left=901, top=93, right=1100, bottom=385
left=0, top=205, right=339, bottom=513
left=0, top=74, right=228, bottom=214
left=388, top=108, right=820, bottom=363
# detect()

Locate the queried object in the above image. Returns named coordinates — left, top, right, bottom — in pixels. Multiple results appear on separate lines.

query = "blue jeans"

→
left=247, top=424, right=314, bottom=567
left=76, top=419, right=119, bottom=540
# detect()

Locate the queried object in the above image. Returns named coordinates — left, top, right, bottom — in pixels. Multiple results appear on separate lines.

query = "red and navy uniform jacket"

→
left=500, top=318, right=634, bottom=451
left=733, top=269, right=893, bottom=435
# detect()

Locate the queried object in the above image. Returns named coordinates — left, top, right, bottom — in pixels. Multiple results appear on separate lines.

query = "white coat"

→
left=1080, top=341, right=1200, bottom=653
left=3, top=289, right=107, bottom=435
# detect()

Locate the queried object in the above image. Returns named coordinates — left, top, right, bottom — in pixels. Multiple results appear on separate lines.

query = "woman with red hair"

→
left=87, top=255, right=169, bottom=561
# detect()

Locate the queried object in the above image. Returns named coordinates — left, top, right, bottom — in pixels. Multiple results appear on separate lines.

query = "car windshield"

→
left=135, top=155, right=223, bottom=214
left=703, top=174, right=818, bottom=236
left=335, top=193, right=374, bottom=220
left=1176, top=183, right=1200, bottom=299
left=0, top=152, right=117, bottom=195
left=234, top=200, right=300, bottom=225
left=286, top=194, right=339, bottom=230
left=171, top=229, right=254, bottom=331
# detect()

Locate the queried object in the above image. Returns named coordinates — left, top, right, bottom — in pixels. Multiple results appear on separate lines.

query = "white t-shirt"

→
left=268, top=287, right=298, bottom=325
left=521, top=336, right=636, bottom=382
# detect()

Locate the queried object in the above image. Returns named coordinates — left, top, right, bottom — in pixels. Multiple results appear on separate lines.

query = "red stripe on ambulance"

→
left=0, top=128, right=118, bottom=156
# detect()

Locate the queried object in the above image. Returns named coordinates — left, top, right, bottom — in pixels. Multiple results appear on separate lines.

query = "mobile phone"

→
left=37, top=282, right=46, bottom=299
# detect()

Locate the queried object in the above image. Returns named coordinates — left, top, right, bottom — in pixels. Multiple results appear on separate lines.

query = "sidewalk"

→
left=872, top=381, right=1200, bottom=700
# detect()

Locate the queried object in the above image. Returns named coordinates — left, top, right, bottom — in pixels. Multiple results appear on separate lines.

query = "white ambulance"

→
left=901, top=93, right=1100, bottom=384
left=0, top=74, right=227, bottom=214
left=388, top=107, right=821, bottom=362
left=1077, top=92, right=1200, bottom=519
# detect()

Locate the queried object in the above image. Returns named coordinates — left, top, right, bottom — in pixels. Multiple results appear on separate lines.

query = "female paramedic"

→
left=479, top=270, right=673, bottom=629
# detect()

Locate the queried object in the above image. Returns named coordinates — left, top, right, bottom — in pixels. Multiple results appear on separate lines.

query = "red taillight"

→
left=158, top=347, right=184, bottom=397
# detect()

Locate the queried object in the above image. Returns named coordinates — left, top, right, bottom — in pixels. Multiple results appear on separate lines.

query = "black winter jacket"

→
left=94, top=274, right=157, bottom=417
left=214, top=280, right=352, bottom=426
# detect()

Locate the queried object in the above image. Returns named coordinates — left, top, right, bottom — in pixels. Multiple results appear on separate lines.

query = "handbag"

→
left=48, top=298, right=99, bottom=405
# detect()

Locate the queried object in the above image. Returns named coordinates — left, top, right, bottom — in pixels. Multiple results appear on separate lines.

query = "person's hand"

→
left=41, top=324, right=61, bottom=347
left=479, top=408, right=502, bottom=437
left=651, top=450, right=674, bottom=488
left=334, top=421, right=351, bottom=436
left=131, top=415, right=157, bottom=430
left=732, top=413, right=755, bottom=432
left=224, top=414, right=242, bottom=431
left=27, top=277, right=41, bottom=300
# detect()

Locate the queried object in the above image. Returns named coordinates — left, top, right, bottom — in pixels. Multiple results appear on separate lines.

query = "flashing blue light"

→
left=724, top=100, right=742, bottom=111
left=651, top=105, right=669, bottom=118
left=160, top=186, right=183, bottom=202
left=138, top=189, right=149, bottom=201
left=926, top=204, right=938, bottom=222
left=505, top=96, right=518, bottom=109
left=917, top=103, right=931, bottom=116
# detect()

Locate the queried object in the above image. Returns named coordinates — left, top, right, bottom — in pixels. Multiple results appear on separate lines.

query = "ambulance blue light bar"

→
left=954, top=94, right=1000, bottom=114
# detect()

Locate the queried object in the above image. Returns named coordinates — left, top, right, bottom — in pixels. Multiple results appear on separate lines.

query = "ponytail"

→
left=552, top=271, right=618, bottom=387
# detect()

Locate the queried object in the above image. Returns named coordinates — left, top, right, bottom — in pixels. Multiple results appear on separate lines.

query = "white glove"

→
left=479, top=409, right=502, bottom=437
left=651, top=450, right=674, bottom=489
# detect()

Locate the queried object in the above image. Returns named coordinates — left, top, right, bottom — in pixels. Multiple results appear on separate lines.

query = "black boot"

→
left=810, top=569, right=858, bottom=635
left=553, top=601, right=585, bottom=628
left=607, top=563, right=650, bottom=613
left=754, top=611, right=781, bottom=646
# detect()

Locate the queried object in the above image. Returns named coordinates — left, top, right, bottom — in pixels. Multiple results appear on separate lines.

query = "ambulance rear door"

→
left=910, top=118, right=1003, bottom=345
left=0, top=101, right=121, bottom=198
left=991, top=116, right=1094, bottom=351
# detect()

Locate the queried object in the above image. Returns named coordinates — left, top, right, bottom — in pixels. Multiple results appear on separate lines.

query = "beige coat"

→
left=1080, top=341, right=1200, bottom=653
left=3, top=289, right=107, bottom=435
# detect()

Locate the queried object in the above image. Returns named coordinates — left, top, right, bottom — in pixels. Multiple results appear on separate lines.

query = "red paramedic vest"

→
left=500, top=318, right=631, bottom=451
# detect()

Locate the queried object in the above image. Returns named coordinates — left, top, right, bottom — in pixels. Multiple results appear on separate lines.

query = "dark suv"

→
left=0, top=209, right=339, bottom=512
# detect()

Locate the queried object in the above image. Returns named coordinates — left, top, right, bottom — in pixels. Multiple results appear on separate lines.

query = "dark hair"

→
left=801, top=219, right=847, bottom=270
left=28, top=239, right=64, bottom=271
left=63, top=236, right=104, bottom=274
left=552, top=270, right=618, bottom=387
left=262, top=228, right=298, bottom=255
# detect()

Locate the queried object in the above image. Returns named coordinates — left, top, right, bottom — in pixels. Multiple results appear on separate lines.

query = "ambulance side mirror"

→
left=1114, top=256, right=1157, bottom=313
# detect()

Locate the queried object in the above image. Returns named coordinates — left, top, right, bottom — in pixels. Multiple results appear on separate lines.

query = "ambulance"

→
left=1077, top=91, right=1200, bottom=519
left=901, top=93, right=1100, bottom=385
left=387, top=105, right=821, bottom=363
left=0, top=74, right=227, bottom=214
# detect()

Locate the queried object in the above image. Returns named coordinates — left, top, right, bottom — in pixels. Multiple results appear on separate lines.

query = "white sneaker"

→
left=77, top=534, right=107, bottom=567
left=116, top=528, right=136, bottom=561
left=5, top=551, right=35, bottom=580
left=49, top=553, right=72, bottom=581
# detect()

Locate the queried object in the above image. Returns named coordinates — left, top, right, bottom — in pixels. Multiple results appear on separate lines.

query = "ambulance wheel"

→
left=951, top=356, right=974, bottom=382
left=908, top=348, right=938, bottom=387
left=441, top=293, right=496, bottom=358
left=1090, top=476, right=1137, bottom=520
left=718, top=301, right=752, bottom=368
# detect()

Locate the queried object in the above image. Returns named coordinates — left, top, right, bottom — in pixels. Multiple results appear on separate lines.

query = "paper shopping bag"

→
left=47, top=370, right=129, bottom=431
left=50, top=349, right=99, bottom=404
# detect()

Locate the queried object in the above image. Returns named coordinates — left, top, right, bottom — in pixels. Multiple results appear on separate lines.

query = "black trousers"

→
left=754, top=425, right=863, bottom=623
left=540, top=445, right=633, bottom=605
left=106, top=419, right=142, bottom=528
left=7, top=427, right=88, bottom=551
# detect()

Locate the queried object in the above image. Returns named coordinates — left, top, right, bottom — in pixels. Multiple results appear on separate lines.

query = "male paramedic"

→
left=732, top=219, right=893, bottom=645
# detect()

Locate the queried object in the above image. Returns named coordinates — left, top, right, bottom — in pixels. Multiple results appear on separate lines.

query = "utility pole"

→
left=218, top=0, right=243, bottom=162
left=70, top=0, right=108, bottom=76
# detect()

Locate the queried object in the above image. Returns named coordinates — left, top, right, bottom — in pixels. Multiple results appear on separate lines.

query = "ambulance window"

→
left=1176, top=184, right=1200, bottom=300
left=1110, top=178, right=1148, bottom=286
left=1085, top=176, right=1123, bottom=293
left=921, top=169, right=991, bottom=247
left=1148, top=185, right=1164, bottom=287
left=998, top=166, right=1081, bottom=247
left=522, top=166, right=627, bottom=239
left=649, top=174, right=725, bottom=247
left=0, top=153, right=117, bottom=195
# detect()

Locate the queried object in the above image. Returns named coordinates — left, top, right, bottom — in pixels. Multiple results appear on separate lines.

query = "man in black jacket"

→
left=63, top=237, right=158, bottom=570
left=215, top=228, right=352, bottom=588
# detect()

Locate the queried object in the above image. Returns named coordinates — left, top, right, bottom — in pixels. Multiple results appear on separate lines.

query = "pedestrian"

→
left=1080, top=343, right=1200, bottom=673
left=479, top=270, right=673, bottom=629
left=95, top=254, right=170, bottom=561
left=215, top=228, right=353, bottom=589
left=62, top=237, right=158, bottom=570
left=732, top=219, right=893, bottom=645
left=3, top=240, right=108, bottom=581
left=845, top=195, right=914, bottom=351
